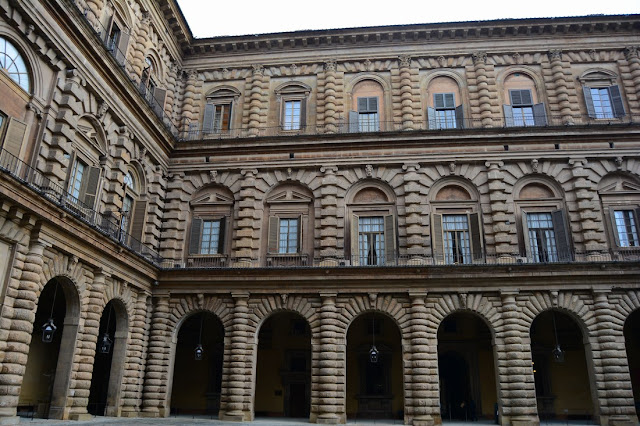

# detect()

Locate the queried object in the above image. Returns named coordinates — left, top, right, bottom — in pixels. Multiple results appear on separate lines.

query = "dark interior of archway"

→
left=530, top=310, right=593, bottom=421
left=346, top=313, right=403, bottom=420
left=170, top=313, right=224, bottom=415
left=87, top=301, right=117, bottom=416
left=255, top=312, right=311, bottom=418
left=624, top=310, right=640, bottom=417
left=18, top=279, right=66, bottom=418
left=437, top=312, right=495, bottom=422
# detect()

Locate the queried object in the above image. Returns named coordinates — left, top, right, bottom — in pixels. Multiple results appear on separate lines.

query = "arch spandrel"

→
left=519, top=292, right=597, bottom=339
left=337, top=294, right=411, bottom=342
left=248, top=295, right=319, bottom=343
left=427, top=293, right=503, bottom=340
left=167, top=295, right=232, bottom=341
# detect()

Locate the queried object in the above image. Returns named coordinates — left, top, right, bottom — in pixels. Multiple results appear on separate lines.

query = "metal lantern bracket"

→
left=41, top=283, right=59, bottom=343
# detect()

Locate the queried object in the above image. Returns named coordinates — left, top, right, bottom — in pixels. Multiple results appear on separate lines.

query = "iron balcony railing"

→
left=162, top=248, right=640, bottom=269
left=180, top=114, right=640, bottom=142
left=0, top=149, right=163, bottom=265
left=69, top=0, right=186, bottom=138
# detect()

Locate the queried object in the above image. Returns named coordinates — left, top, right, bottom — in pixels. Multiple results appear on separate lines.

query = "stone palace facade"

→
left=0, top=1, right=639, bottom=424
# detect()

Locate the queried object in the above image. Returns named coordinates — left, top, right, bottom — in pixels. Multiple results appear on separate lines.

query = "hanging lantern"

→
left=552, top=344, right=564, bottom=363
left=41, top=318, right=57, bottom=343
left=194, top=343, right=204, bottom=361
left=99, top=333, right=113, bottom=354
left=369, top=345, right=379, bottom=363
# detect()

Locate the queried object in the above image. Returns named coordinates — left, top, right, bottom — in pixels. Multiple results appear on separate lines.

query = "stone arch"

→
left=0, top=27, right=42, bottom=97
left=248, top=295, right=319, bottom=342
left=110, top=0, right=133, bottom=29
left=519, top=292, right=596, bottom=339
left=125, top=160, right=148, bottom=196
left=428, top=176, right=480, bottom=203
left=274, top=80, right=312, bottom=95
left=167, top=295, right=232, bottom=341
left=39, top=253, right=89, bottom=300
left=422, top=70, right=470, bottom=124
left=338, top=294, right=410, bottom=342
left=616, top=291, right=640, bottom=324
left=345, top=179, right=397, bottom=205
left=428, top=293, right=503, bottom=340
left=102, top=280, right=136, bottom=320
left=345, top=74, right=391, bottom=94
left=205, top=84, right=242, bottom=98
left=513, top=174, right=564, bottom=201
left=578, top=67, right=619, bottom=84
left=419, top=164, right=490, bottom=200
left=144, top=49, right=165, bottom=83
left=497, top=66, right=547, bottom=103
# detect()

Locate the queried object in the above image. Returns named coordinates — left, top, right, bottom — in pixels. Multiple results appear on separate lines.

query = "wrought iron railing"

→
left=179, top=114, right=640, bottom=142
left=68, top=0, right=186, bottom=138
left=161, top=249, right=640, bottom=269
left=0, top=149, right=163, bottom=265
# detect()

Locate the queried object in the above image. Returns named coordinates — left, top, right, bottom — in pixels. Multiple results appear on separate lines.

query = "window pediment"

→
left=598, top=180, right=640, bottom=194
left=275, top=81, right=312, bottom=96
left=266, top=189, right=312, bottom=204
left=578, top=69, right=617, bottom=85
left=191, top=192, right=234, bottom=206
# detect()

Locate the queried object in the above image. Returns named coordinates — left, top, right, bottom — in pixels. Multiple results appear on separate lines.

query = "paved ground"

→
left=16, top=417, right=597, bottom=425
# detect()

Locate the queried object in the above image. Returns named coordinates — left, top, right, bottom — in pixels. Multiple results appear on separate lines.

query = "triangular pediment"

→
left=598, top=179, right=640, bottom=194
left=267, top=189, right=312, bottom=204
left=191, top=192, right=234, bottom=206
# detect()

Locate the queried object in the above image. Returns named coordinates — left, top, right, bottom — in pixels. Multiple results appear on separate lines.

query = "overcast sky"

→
left=177, top=0, right=640, bottom=38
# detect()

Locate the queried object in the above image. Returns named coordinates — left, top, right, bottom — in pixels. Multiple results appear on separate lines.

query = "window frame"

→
left=503, top=88, right=548, bottom=127
left=203, top=88, right=241, bottom=136
left=578, top=71, right=626, bottom=120
left=610, top=207, right=640, bottom=248
left=275, top=83, right=311, bottom=133
left=188, top=189, right=234, bottom=262
left=427, top=92, right=464, bottom=130
left=0, top=36, right=31, bottom=93
left=516, top=201, right=571, bottom=262
left=268, top=215, right=302, bottom=255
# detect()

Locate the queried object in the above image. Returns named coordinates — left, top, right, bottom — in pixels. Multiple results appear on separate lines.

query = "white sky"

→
left=177, top=0, right=640, bottom=38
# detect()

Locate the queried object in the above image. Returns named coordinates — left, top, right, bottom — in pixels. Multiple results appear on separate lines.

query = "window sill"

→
left=188, top=255, right=228, bottom=268
left=266, top=253, right=308, bottom=267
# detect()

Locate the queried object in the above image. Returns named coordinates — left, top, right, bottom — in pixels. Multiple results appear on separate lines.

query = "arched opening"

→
left=530, top=310, right=595, bottom=422
left=437, top=312, right=497, bottom=422
left=254, top=312, right=311, bottom=419
left=87, top=299, right=128, bottom=416
left=346, top=312, right=403, bottom=421
left=18, top=277, right=79, bottom=419
left=624, top=309, right=640, bottom=418
left=170, top=312, right=224, bottom=416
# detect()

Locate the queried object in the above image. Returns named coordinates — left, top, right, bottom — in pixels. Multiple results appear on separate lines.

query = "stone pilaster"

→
left=319, top=166, right=339, bottom=262
left=311, top=293, right=344, bottom=424
left=244, top=65, right=269, bottom=137
left=159, top=172, right=186, bottom=262
left=622, top=46, right=640, bottom=115
left=103, top=126, right=132, bottom=216
left=469, top=52, right=498, bottom=128
left=181, top=70, right=200, bottom=133
left=141, top=296, right=170, bottom=417
left=84, top=0, right=105, bottom=30
left=129, top=12, right=151, bottom=83
left=590, top=291, right=639, bottom=425
left=0, top=239, right=46, bottom=421
left=402, top=163, right=426, bottom=259
left=392, top=55, right=420, bottom=130
left=406, top=292, right=439, bottom=425
left=145, top=167, right=166, bottom=249
left=497, top=292, right=539, bottom=425
left=544, top=50, right=579, bottom=125
left=233, top=169, right=259, bottom=264
left=568, top=159, right=606, bottom=255
left=317, top=60, right=344, bottom=134
left=121, top=292, right=151, bottom=417
left=164, top=64, right=179, bottom=121
left=219, top=293, right=252, bottom=421
left=485, top=161, right=516, bottom=257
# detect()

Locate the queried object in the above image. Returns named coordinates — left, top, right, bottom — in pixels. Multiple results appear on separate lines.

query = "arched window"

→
left=0, top=36, right=30, bottom=92
left=120, top=169, right=147, bottom=246
left=350, top=80, right=385, bottom=132
left=140, top=56, right=166, bottom=116
left=426, top=76, right=464, bottom=129
left=502, top=72, right=547, bottom=127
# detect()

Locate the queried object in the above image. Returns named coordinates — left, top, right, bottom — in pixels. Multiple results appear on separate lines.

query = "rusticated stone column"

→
left=485, top=161, right=516, bottom=258
left=181, top=70, right=199, bottom=134
left=246, top=65, right=268, bottom=137
left=471, top=52, right=495, bottom=128
left=623, top=46, right=640, bottom=116
left=590, top=291, right=638, bottom=425
left=233, top=169, right=259, bottom=265
left=319, top=166, right=339, bottom=264
left=321, top=60, right=340, bottom=134
left=567, top=158, right=606, bottom=256
left=121, top=292, right=151, bottom=417
left=0, top=239, right=46, bottom=421
left=129, top=12, right=151, bottom=82
left=220, top=293, right=252, bottom=421
left=67, top=269, right=107, bottom=420
left=394, top=55, right=419, bottom=130
left=496, top=292, right=539, bottom=425
left=141, top=296, right=170, bottom=417
left=403, top=163, right=426, bottom=261
left=406, top=292, right=439, bottom=425
left=546, top=50, right=576, bottom=125
left=84, top=0, right=104, bottom=30
left=311, top=293, right=344, bottom=424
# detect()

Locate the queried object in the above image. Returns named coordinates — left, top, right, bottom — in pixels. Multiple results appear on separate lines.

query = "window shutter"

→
left=533, top=103, right=548, bottom=126
left=129, top=199, right=148, bottom=242
left=551, top=209, right=571, bottom=261
left=115, top=30, right=130, bottom=66
left=509, top=90, right=523, bottom=106
left=268, top=216, right=279, bottom=254
left=503, top=105, right=514, bottom=127
left=583, top=87, right=596, bottom=118
left=384, top=214, right=396, bottom=264
left=300, top=99, right=307, bottom=128
left=203, top=103, right=215, bottom=134
left=350, top=214, right=360, bottom=261
left=522, top=212, right=532, bottom=258
left=104, top=15, right=115, bottom=44
left=153, top=87, right=167, bottom=117
left=609, top=85, right=625, bottom=118
left=368, top=97, right=378, bottom=113
left=357, top=97, right=368, bottom=112
left=427, top=107, right=437, bottom=130
left=217, top=217, right=226, bottom=254
left=434, top=94, right=445, bottom=109
left=609, top=207, right=621, bottom=247
left=468, top=212, right=484, bottom=261
left=431, top=213, right=444, bottom=263
left=298, top=214, right=306, bottom=253
left=2, top=118, right=28, bottom=159
left=82, top=166, right=102, bottom=208
left=348, top=111, right=359, bottom=133
left=521, top=90, right=533, bottom=105
left=189, top=218, right=203, bottom=255
left=444, top=93, right=455, bottom=109
left=455, top=105, right=464, bottom=129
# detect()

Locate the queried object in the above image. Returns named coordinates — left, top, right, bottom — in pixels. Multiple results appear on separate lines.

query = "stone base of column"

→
left=315, top=416, right=342, bottom=424
left=410, top=414, right=439, bottom=425
left=140, top=410, right=161, bottom=418
left=600, top=414, right=639, bottom=425
left=504, top=415, right=540, bottom=426
left=0, top=416, right=19, bottom=425
left=120, top=409, right=140, bottom=417
left=219, top=412, right=249, bottom=422
left=68, top=413, right=93, bottom=421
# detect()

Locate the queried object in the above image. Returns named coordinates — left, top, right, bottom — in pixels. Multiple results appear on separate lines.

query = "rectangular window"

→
left=278, top=218, right=299, bottom=253
left=68, top=160, right=85, bottom=201
left=590, top=88, right=614, bottom=119
left=0, top=112, right=5, bottom=130
left=358, top=216, right=385, bottom=265
left=200, top=219, right=222, bottom=255
left=510, top=89, right=535, bottom=126
left=120, top=194, right=133, bottom=236
left=357, top=97, right=379, bottom=132
left=213, top=103, right=232, bottom=132
left=526, top=212, right=558, bottom=262
left=434, top=93, right=456, bottom=129
left=107, top=22, right=121, bottom=51
left=283, top=100, right=301, bottom=131
left=614, top=210, right=639, bottom=247
left=442, top=214, right=471, bottom=264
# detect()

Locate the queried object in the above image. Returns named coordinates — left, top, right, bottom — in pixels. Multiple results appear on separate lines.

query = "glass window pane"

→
left=0, top=37, right=30, bottom=92
left=442, top=214, right=471, bottom=264
left=278, top=218, right=299, bottom=253
left=614, top=210, right=639, bottom=247
left=526, top=212, right=558, bottom=262
left=200, top=220, right=221, bottom=254
left=283, top=100, right=302, bottom=130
